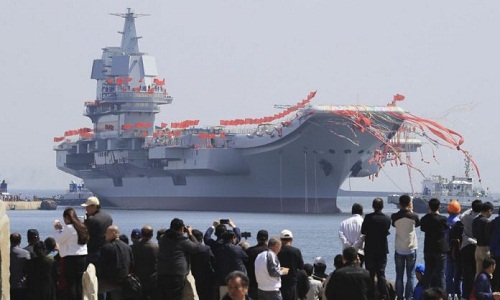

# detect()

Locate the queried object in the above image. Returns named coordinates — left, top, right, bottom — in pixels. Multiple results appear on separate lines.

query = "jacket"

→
left=391, top=208, right=420, bottom=252
left=158, top=229, right=209, bottom=276
left=361, top=210, right=391, bottom=257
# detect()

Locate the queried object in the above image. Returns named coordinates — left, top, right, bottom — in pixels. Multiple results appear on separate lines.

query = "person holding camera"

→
left=157, top=218, right=210, bottom=300
left=214, top=230, right=249, bottom=299
left=204, top=219, right=242, bottom=253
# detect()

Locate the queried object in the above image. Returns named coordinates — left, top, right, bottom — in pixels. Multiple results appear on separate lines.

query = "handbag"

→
left=121, top=273, right=142, bottom=300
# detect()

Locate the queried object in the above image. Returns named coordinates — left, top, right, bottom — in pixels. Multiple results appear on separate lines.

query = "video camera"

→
left=241, top=231, right=251, bottom=239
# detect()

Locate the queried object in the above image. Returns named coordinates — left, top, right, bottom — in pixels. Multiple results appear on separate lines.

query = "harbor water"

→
left=6, top=195, right=427, bottom=282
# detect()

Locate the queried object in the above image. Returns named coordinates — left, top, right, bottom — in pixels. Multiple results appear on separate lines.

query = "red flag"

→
left=161, top=122, right=167, bottom=128
left=393, top=94, right=405, bottom=101
left=105, top=78, right=114, bottom=84
left=116, top=77, right=124, bottom=85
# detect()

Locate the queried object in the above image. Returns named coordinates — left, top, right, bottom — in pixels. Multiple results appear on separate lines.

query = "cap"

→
left=447, top=200, right=461, bottom=214
left=131, top=229, right=141, bottom=239
left=415, top=263, right=425, bottom=275
left=314, top=257, right=326, bottom=265
left=170, top=218, right=185, bottom=231
left=27, top=229, right=39, bottom=240
left=280, top=229, right=293, bottom=239
left=257, top=230, right=269, bottom=241
left=81, top=196, right=100, bottom=207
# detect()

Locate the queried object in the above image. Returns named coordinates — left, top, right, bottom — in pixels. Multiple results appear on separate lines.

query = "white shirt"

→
left=54, top=223, right=88, bottom=257
left=306, top=276, right=323, bottom=300
left=255, top=250, right=282, bottom=291
left=338, top=214, right=365, bottom=255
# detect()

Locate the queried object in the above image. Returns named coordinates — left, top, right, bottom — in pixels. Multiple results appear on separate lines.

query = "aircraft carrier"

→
left=55, top=9, right=421, bottom=213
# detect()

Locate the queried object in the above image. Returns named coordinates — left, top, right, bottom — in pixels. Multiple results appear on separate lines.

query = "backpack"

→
left=448, top=220, right=464, bottom=262
left=121, top=273, right=142, bottom=300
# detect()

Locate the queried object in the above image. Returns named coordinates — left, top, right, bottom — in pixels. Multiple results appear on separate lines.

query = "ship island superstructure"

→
left=55, top=9, right=421, bottom=213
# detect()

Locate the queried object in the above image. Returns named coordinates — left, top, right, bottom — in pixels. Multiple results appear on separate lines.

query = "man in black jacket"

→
left=82, top=196, right=113, bottom=267
left=361, top=197, right=391, bottom=299
left=158, top=218, right=210, bottom=300
left=278, top=229, right=304, bottom=300
left=473, top=201, right=494, bottom=277
left=214, top=230, right=248, bottom=298
left=421, top=198, right=449, bottom=292
left=324, top=246, right=370, bottom=299
left=245, top=230, right=269, bottom=299
left=98, top=225, right=134, bottom=299
left=131, top=225, right=159, bottom=300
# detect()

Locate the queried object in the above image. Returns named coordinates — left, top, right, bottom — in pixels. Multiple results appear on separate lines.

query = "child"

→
left=413, top=264, right=425, bottom=300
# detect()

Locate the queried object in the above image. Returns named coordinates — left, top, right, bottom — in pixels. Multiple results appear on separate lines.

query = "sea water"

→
left=6, top=195, right=427, bottom=282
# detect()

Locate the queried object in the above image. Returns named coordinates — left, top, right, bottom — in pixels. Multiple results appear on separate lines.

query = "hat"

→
left=314, top=257, right=326, bottom=265
left=447, top=200, right=461, bottom=214
left=131, top=229, right=141, bottom=239
left=170, top=218, right=185, bottom=231
left=257, top=230, right=269, bottom=241
left=81, top=196, right=99, bottom=207
left=280, top=229, right=293, bottom=239
left=415, top=263, right=425, bottom=275
left=27, top=229, right=39, bottom=240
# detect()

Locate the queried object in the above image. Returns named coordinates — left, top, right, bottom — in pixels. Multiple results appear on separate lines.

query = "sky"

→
left=1, top=1, right=499, bottom=194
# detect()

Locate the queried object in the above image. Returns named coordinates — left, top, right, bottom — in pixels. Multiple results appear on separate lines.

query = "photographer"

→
left=204, top=218, right=242, bottom=252
left=157, top=218, right=210, bottom=300
left=214, top=230, right=248, bottom=298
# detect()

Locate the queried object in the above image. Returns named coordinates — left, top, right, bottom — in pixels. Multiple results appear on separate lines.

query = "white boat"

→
left=388, top=160, right=496, bottom=213
left=55, top=181, right=94, bottom=206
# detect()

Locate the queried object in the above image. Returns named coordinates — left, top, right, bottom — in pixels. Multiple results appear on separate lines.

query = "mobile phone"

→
left=220, top=219, right=229, bottom=224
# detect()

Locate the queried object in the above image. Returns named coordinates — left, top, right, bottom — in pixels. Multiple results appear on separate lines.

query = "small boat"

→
left=39, top=199, right=58, bottom=210
left=55, top=181, right=94, bottom=206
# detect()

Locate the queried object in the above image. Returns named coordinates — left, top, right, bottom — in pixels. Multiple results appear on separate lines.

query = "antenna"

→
left=464, top=156, right=471, bottom=178
left=110, top=8, right=150, bottom=19
left=273, top=104, right=292, bottom=109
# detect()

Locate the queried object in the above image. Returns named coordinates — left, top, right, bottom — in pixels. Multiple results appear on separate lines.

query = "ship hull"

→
left=92, top=194, right=340, bottom=213
left=62, top=111, right=402, bottom=213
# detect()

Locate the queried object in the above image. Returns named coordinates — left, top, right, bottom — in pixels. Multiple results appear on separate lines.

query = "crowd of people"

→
left=8, top=195, right=500, bottom=300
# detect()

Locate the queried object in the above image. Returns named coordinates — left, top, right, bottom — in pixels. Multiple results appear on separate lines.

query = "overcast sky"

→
left=1, top=1, right=499, bottom=194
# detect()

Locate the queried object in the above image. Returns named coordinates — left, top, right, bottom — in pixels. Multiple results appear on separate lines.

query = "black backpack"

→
left=448, top=220, right=464, bottom=261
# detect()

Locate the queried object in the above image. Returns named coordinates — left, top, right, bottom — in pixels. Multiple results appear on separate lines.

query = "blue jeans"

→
left=395, top=250, right=417, bottom=300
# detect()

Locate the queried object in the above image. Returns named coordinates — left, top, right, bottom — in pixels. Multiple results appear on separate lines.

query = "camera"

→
left=220, top=219, right=230, bottom=225
left=241, top=231, right=251, bottom=239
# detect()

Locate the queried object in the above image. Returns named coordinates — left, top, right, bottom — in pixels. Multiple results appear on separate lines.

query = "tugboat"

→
left=55, top=181, right=94, bottom=206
